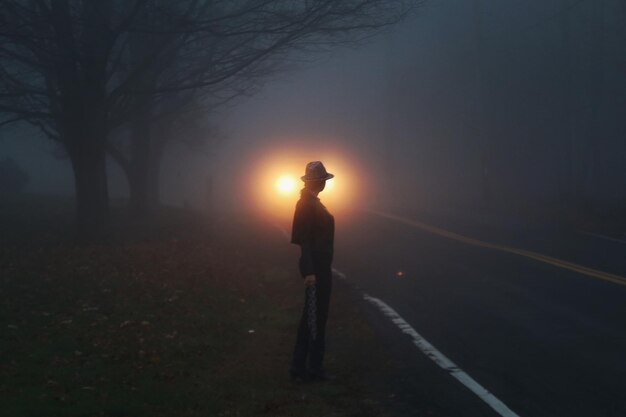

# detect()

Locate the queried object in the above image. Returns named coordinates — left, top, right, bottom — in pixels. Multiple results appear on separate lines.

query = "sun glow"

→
left=247, top=144, right=361, bottom=222
left=276, top=175, right=296, bottom=194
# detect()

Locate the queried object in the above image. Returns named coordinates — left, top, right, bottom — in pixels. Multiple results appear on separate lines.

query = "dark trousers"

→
left=291, top=261, right=333, bottom=373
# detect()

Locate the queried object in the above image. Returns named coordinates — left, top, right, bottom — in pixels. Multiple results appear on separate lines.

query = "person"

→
left=289, top=161, right=335, bottom=382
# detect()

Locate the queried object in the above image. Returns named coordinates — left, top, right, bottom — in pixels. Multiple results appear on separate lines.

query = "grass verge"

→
left=0, top=198, right=390, bottom=416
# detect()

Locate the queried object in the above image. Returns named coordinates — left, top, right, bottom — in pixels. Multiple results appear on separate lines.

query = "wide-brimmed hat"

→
left=301, top=161, right=334, bottom=182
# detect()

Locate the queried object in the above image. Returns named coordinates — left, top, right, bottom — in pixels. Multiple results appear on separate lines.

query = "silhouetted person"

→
left=290, top=161, right=335, bottom=382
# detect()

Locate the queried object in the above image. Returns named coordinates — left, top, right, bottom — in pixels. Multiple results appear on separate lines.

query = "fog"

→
left=2, top=0, right=626, bottom=223
left=209, top=0, right=626, bottom=222
left=3, top=2, right=626, bottom=414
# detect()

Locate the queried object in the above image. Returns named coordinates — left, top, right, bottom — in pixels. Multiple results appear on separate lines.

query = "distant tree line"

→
left=0, top=0, right=414, bottom=239
left=379, top=0, right=626, bottom=220
left=469, top=0, right=625, bottom=213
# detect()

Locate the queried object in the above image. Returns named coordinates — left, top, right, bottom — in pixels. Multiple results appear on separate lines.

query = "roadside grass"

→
left=0, top=197, right=390, bottom=416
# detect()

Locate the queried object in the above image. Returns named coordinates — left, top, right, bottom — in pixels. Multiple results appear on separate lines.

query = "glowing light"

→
left=246, top=143, right=362, bottom=222
left=276, top=175, right=296, bottom=194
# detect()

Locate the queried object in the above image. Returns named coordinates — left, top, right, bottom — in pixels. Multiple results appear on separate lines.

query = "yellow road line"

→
left=367, top=209, right=626, bottom=287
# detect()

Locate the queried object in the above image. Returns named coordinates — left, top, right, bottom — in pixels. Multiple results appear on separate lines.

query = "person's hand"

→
left=304, top=274, right=316, bottom=287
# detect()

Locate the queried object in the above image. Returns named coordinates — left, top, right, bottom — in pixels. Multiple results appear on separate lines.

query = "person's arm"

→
left=291, top=200, right=316, bottom=281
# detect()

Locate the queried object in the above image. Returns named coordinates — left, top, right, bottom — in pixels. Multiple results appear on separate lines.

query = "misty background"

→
left=2, top=0, right=625, bottom=222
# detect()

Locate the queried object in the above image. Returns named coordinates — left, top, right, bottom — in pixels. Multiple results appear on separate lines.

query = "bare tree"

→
left=108, top=90, right=222, bottom=215
left=0, top=0, right=414, bottom=238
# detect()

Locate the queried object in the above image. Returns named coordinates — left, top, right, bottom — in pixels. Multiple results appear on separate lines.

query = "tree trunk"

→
left=128, top=105, right=163, bottom=216
left=128, top=143, right=162, bottom=216
left=61, top=81, right=110, bottom=240
left=129, top=122, right=154, bottom=215
left=127, top=24, right=163, bottom=217
left=50, top=0, right=112, bottom=240
left=68, top=131, right=109, bottom=240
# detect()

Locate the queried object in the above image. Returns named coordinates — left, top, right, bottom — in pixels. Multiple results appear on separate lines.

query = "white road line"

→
left=332, top=268, right=346, bottom=280
left=273, top=224, right=520, bottom=416
left=362, top=293, right=521, bottom=417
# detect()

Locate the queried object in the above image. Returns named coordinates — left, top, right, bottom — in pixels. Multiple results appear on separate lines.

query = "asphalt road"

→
left=333, top=209, right=626, bottom=417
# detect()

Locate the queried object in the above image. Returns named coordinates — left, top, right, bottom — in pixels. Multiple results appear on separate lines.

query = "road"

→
left=333, top=209, right=626, bottom=417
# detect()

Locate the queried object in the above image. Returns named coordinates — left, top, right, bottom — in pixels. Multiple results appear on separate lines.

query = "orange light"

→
left=243, top=141, right=363, bottom=223
left=276, top=175, right=296, bottom=194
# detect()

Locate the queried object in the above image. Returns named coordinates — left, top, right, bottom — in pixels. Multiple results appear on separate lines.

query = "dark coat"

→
left=290, top=188, right=335, bottom=277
